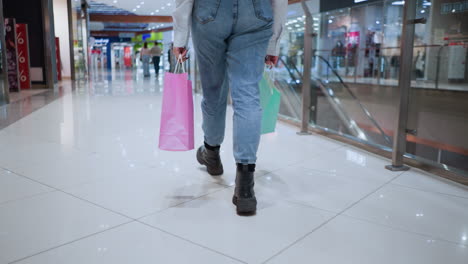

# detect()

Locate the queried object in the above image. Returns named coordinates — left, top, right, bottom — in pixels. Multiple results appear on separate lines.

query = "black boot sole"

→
left=232, top=195, right=257, bottom=216
left=197, top=148, right=224, bottom=176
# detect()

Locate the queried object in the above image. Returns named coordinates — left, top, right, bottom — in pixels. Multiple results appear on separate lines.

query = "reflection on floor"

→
left=0, top=70, right=467, bottom=264
left=8, top=89, right=48, bottom=103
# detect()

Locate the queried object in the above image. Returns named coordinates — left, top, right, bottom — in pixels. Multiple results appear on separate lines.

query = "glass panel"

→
left=0, top=7, right=8, bottom=104
left=71, top=1, right=88, bottom=80
left=276, top=5, right=306, bottom=122
left=407, top=0, right=468, bottom=174
left=311, top=1, right=398, bottom=148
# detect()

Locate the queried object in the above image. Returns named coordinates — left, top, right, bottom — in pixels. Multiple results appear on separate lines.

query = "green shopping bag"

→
left=260, top=71, right=281, bottom=134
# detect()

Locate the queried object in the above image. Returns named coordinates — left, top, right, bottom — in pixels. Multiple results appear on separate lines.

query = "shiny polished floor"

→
left=0, top=69, right=467, bottom=264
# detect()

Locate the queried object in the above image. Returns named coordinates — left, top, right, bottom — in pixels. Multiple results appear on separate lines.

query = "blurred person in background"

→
left=140, top=42, right=151, bottom=77
left=151, top=42, right=163, bottom=77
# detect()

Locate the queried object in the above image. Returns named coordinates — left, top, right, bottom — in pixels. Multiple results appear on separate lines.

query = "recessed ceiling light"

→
left=167, top=3, right=171, bottom=6
left=161, top=6, right=165, bottom=10
left=133, top=8, right=136, bottom=11
left=140, top=1, right=144, bottom=4
left=156, top=10, right=159, bottom=12
left=113, top=0, right=117, bottom=3
left=136, top=5, right=140, bottom=8
left=150, top=12, right=154, bottom=15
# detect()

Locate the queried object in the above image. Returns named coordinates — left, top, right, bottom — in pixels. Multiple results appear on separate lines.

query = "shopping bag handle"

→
left=174, top=54, right=187, bottom=74
left=264, top=67, right=276, bottom=81
left=264, top=67, right=276, bottom=95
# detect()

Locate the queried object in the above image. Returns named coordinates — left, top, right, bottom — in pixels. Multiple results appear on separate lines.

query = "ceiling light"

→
left=133, top=8, right=137, bottom=11
left=161, top=7, right=165, bottom=10
left=140, top=1, right=144, bottom=4
left=156, top=10, right=159, bottom=12
left=150, top=12, right=154, bottom=15
left=113, top=0, right=117, bottom=3
left=136, top=5, right=140, bottom=8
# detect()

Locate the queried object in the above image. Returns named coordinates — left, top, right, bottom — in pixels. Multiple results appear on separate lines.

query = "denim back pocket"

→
left=194, top=0, right=222, bottom=24
left=252, top=0, right=274, bottom=22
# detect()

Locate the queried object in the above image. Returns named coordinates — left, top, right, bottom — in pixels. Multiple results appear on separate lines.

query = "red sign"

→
left=5, top=18, right=19, bottom=92
left=124, top=46, right=132, bottom=67
left=16, top=24, right=31, bottom=89
left=55, top=37, right=62, bottom=81
left=347, top=31, right=360, bottom=48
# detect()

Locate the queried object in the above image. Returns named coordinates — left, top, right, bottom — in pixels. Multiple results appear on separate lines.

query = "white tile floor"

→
left=0, top=72, right=467, bottom=263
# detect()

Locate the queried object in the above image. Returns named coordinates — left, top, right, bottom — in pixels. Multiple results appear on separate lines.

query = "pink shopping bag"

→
left=158, top=71, right=194, bottom=151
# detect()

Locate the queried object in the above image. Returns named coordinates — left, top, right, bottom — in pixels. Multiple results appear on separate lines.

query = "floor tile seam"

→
left=0, top=165, right=138, bottom=221
left=135, top=220, right=247, bottom=264
left=0, top=131, right=92, bottom=155
left=276, top=161, right=404, bottom=184
left=389, top=182, right=468, bottom=200
left=0, top=166, right=113, bottom=200
left=291, top=140, right=346, bottom=153
left=337, top=213, right=468, bottom=248
left=283, top=200, right=346, bottom=215
left=58, top=189, right=139, bottom=221
left=279, top=144, right=347, bottom=169
left=261, top=211, right=340, bottom=264
left=263, top=173, right=398, bottom=263
left=337, top=172, right=400, bottom=218
left=7, top=220, right=135, bottom=264
left=0, top=166, right=63, bottom=192
left=0, top=189, right=58, bottom=207
left=260, top=155, right=329, bottom=175
left=135, top=185, right=231, bottom=221
left=295, top=143, right=346, bottom=159
left=0, top=158, right=156, bottom=193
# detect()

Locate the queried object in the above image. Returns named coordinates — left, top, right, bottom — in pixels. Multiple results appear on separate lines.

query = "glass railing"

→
left=276, top=0, right=468, bottom=177
left=312, top=54, right=393, bottom=147
left=406, top=0, right=468, bottom=174
left=275, top=51, right=392, bottom=148
left=0, top=15, right=7, bottom=104
left=274, top=57, right=303, bottom=121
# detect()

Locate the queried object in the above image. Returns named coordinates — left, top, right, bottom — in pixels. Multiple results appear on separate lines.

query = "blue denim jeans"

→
left=142, top=55, right=151, bottom=76
left=192, top=0, right=273, bottom=164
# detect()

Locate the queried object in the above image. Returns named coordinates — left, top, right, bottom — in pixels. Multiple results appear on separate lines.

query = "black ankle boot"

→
left=196, top=143, right=223, bottom=176
left=233, top=164, right=257, bottom=215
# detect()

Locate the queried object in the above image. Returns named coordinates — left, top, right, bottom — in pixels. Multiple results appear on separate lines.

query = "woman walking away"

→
left=173, top=0, right=287, bottom=215
left=151, top=42, right=163, bottom=76
left=140, top=42, right=151, bottom=77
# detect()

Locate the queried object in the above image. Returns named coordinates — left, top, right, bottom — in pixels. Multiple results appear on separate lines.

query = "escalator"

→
left=273, top=54, right=392, bottom=147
